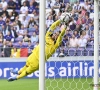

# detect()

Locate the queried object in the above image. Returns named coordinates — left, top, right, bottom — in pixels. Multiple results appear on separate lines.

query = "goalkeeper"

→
left=8, top=13, right=72, bottom=81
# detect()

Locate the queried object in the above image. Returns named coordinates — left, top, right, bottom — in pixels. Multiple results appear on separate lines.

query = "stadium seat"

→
left=64, top=47, right=69, bottom=56
left=28, top=32, right=33, bottom=36
left=68, top=47, right=77, bottom=56
left=76, top=47, right=85, bottom=56
left=15, top=10, right=20, bottom=14
left=13, top=42, right=18, bottom=47
left=85, top=47, right=94, bottom=56
left=22, top=42, right=29, bottom=47
left=28, top=28, right=36, bottom=32
left=15, top=37, right=23, bottom=42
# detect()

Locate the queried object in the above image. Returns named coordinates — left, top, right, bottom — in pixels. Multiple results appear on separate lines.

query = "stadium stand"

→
left=0, top=0, right=94, bottom=57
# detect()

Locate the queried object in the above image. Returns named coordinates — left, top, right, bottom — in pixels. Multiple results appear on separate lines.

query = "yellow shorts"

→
left=26, top=53, right=39, bottom=73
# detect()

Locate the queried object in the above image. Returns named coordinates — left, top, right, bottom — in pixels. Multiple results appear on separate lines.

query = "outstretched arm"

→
left=55, top=25, right=67, bottom=48
left=46, top=19, right=61, bottom=37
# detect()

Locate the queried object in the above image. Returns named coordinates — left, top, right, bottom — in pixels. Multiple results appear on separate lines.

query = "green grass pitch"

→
left=0, top=78, right=94, bottom=90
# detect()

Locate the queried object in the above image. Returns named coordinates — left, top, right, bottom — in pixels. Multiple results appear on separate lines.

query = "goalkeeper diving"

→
left=8, top=13, right=72, bottom=82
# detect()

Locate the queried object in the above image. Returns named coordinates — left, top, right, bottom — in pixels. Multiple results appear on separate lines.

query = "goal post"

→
left=94, top=0, right=99, bottom=90
left=39, top=0, right=45, bottom=90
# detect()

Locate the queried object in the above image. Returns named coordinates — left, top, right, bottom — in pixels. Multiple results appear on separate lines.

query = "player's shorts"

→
left=25, top=53, right=39, bottom=73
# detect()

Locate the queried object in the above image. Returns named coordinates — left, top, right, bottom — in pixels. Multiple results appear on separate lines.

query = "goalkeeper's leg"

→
left=10, top=62, right=30, bottom=75
left=8, top=64, right=39, bottom=82
left=17, top=65, right=39, bottom=79
left=18, top=61, right=30, bottom=75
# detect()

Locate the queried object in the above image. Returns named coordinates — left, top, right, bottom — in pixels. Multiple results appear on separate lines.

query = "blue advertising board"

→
left=0, top=60, right=96, bottom=78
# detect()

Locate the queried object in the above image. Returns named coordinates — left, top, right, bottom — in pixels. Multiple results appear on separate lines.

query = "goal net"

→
left=45, top=0, right=96, bottom=90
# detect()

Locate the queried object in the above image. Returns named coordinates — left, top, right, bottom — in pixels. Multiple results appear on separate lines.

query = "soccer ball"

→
left=60, top=12, right=72, bottom=23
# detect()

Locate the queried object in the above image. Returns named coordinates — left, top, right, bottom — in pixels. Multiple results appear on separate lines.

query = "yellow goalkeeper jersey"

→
left=32, top=20, right=66, bottom=61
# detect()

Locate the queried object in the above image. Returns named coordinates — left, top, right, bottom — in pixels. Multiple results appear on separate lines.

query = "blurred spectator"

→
left=78, top=35, right=87, bottom=47
left=73, top=30, right=80, bottom=38
left=4, top=31, right=14, bottom=42
left=31, top=31, right=39, bottom=43
left=73, top=1, right=81, bottom=13
left=28, top=17, right=36, bottom=28
left=24, top=0, right=30, bottom=7
left=62, top=35, right=69, bottom=46
left=49, top=9, right=56, bottom=21
left=13, top=21, right=20, bottom=32
left=2, top=25, right=8, bottom=36
left=27, top=40, right=32, bottom=56
left=3, top=41, right=13, bottom=57
left=81, top=30, right=90, bottom=41
left=83, top=0, right=91, bottom=13
left=15, top=16, right=21, bottom=28
left=69, top=19, right=76, bottom=31
left=25, top=11, right=31, bottom=22
left=58, top=49, right=65, bottom=57
left=0, top=3, right=2, bottom=14
left=34, top=24, right=39, bottom=35
left=34, top=41, right=39, bottom=48
left=17, top=25, right=25, bottom=38
left=33, top=10, right=39, bottom=24
left=28, top=1, right=36, bottom=14
left=5, top=21, right=11, bottom=32
left=12, top=9, right=19, bottom=18
left=75, top=24, right=82, bottom=32
left=0, top=0, right=7, bottom=9
left=8, top=0, right=16, bottom=9
left=53, top=0, right=60, bottom=9
left=10, top=26, right=18, bottom=38
left=84, top=14, right=92, bottom=24
left=89, top=30, right=94, bottom=44
left=23, top=30, right=30, bottom=42
left=0, top=16, right=6, bottom=26
left=46, top=0, right=52, bottom=8
left=71, top=10, right=78, bottom=21
left=46, top=15, right=54, bottom=28
left=18, top=41, right=24, bottom=48
left=2, top=41, right=7, bottom=57
left=2, top=12, right=7, bottom=21
left=16, top=0, right=21, bottom=10
left=1, top=7, right=9, bottom=18
left=65, top=30, right=72, bottom=38
left=84, top=24, right=89, bottom=35
left=10, top=47, right=20, bottom=57
left=60, top=3, right=65, bottom=12
left=76, top=14, right=85, bottom=25
left=68, top=34, right=78, bottom=47
left=9, top=11, right=15, bottom=22
left=7, top=41, right=13, bottom=47
left=20, top=2, right=28, bottom=14
left=65, top=3, right=72, bottom=12
left=32, top=0, right=38, bottom=9
left=57, top=11, right=62, bottom=19
left=0, top=32, right=3, bottom=43
left=80, top=6, right=86, bottom=17
left=21, top=16, right=29, bottom=28
left=88, top=21, right=94, bottom=31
